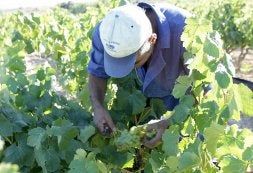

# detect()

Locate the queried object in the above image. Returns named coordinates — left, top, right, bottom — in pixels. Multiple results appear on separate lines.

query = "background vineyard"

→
left=0, top=0, right=253, bottom=173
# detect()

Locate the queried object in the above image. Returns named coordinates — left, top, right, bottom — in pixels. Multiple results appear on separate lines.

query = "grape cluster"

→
left=114, top=129, right=141, bottom=151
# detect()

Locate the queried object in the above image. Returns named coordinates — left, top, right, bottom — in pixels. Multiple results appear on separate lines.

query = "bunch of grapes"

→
left=114, top=125, right=156, bottom=151
left=114, top=129, right=141, bottom=151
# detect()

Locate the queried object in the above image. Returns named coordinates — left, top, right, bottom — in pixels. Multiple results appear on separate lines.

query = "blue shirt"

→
left=88, top=2, right=190, bottom=110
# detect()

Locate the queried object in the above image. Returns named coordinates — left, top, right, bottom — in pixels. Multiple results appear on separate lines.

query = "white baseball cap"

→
left=99, top=5, right=152, bottom=78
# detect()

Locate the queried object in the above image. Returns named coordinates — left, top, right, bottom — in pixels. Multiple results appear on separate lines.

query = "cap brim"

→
left=104, top=51, right=136, bottom=78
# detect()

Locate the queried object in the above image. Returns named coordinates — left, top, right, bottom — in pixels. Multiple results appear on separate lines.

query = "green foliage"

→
left=170, top=0, right=253, bottom=70
left=206, top=0, right=253, bottom=51
left=0, top=0, right=253, bottom=172
left=68, top=149, right=107, bottom=173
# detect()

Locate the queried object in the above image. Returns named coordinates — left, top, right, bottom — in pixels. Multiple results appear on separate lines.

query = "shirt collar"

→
left=138, top=2, right=170, bottom=48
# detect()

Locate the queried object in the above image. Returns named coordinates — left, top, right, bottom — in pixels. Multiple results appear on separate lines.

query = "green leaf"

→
left=215, top=64, right=231, bottom=89
left=116, top=88, right=146, bottom=115
left=6, top=40, right=26, bottom=57
left=181, top=17, right=212, bottom=49
left=68, top=149, right=100, bottom=173
left=122, top=158, right=134, bottom=169
left=48, top=119, right=78, bottom=150
left=235, top=84, right=253, bottom=116
left=173, top=104, right=190, bottom=123
left=27, top=127, right=47, bottom=148
left=242, top=145, right=253, bottom=161
left=215, top=71, right=230, bottom=88
left=0, top=115, right=13, bottom=137
left=224, top=125, right=244, bottom=148
left=16, top=73, right=29, bottom=87
left=162, top=126, right=179, bottom=156
left=24, top=39, right=35, bottom=54
left=178, top=152, right=200, bottom=170
left=180, top=95, right=195, bottom=108
left=59, top=128, right=79, bottom=151
left=216, top=125, right=244, bottom=159
left=79, top=125, right=96, bottom=144
left=220, top=88, right=241, bottom=121
left=68, top=160, right=87, bottom=173
left=61, top=140, right=84, bottom=164
left=194, top=101, right=218, bottom=132
left=203, top=34, right=219, bottom=58
left=127, top=90, right=146, bottom=115
left=217, top=126, right=253, bottom=159
left=172, top=76, right=192, bottom=98
left=3, top=142, right=34, bottom=167
left=0, top=106, right=30, bottom=132
left=6, top=77, right=19, bottom=93
left=34, top=146, right=47, bottom=172
left=90, top=134, right=107, bottom=148
left=188, top=51, right=207, bottom=73
left=102, top=146, right=134, bottom=169
left=29, top=85, right=43, bottom=98
left=220, top=155, right=247, bottom=173
left=172, top=84, right=188, bottom=99
left=6, top=57, right=26, bottom=73
left=46, top=67, right=56, bottom=76
left=204, top=122, right=225, bottom=156
left=86, top=156, right=101, bottom=173
left=184, top=138, right=202, bottom=157
left=36, top=69, right=46, bottom=81
left=97, top=160, right=108, bottom=173
left=44, top=147, right=61, bottom=172
left=150, top=98, right=168, bottom=117
left=223, top=53, right=235, bottom=76
left=191, top=69, right=206, bottom=80
left=166, top=156, right=179, bottom=172
left=149, top=150, right=166, bottom=172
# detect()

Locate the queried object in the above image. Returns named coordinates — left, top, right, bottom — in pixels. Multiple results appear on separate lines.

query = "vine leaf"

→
left=203, top=33, right=220, bottom=58
left=178, top=152, right=200, bottom=170
left=172, top=75, right=192, bottom=99
left=204, top=122, right=225, bottom=156
left=27, top=127, right=47, bottom=148
left=215, top=63, right=231, bottom=89
left=162, top=126, right=179, bottom=156
left=79, top=125, right=96, bottom=144
left=234, top=84, right=253, bottom=116
left=219, top=155, right=247, bottom=173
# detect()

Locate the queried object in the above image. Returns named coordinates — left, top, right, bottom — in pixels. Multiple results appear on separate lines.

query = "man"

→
left=88, top=2, right=190, bottom=148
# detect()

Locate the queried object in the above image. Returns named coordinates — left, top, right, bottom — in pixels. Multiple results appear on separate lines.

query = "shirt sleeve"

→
left=87, top=23, right=110, bottom=79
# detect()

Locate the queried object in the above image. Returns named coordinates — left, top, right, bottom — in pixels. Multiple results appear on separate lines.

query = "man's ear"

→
left=148, top=33, right=157, bottom=44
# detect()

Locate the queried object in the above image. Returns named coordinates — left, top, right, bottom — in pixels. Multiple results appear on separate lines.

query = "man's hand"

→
left=143, top=119, right=168, bottom=148
left=88, top=74, right=116, bottom=136
left=93, top=107, right=116, bottom=136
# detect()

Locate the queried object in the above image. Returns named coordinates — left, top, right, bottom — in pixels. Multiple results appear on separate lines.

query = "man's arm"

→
left=88, top=73, right=116, bottom=134
left=89, top=73, right=107, bottom=109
